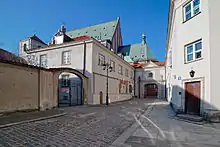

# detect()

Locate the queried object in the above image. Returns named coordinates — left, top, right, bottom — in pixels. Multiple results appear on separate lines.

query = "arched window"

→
left=148, top=72, right=153, bottom=78
left=23, top=43, right=27, bottom=51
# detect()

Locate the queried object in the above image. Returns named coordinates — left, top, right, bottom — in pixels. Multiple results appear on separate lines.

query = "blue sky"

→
left=0, top=0, right=169, bottom=61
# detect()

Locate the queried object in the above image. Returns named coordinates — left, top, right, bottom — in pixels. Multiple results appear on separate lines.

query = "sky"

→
left=0, top=0, right=169, bottom=61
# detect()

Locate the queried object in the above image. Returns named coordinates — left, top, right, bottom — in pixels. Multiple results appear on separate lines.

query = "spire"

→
left=142, top=33, right=146, bottom=44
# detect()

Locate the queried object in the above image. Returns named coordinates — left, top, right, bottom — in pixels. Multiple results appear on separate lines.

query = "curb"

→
left=0, top=112, right=66, bottom=128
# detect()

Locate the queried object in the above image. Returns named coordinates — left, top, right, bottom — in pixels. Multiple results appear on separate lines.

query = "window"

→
left=23, top=43, right=27, bottom=51
left=129, top=85, right=133, bottom=93
left=184, top=0, right=200, bottom=21
left=185, top=40, right=202, bottom=62
left=130, top=71, right=133, bottom=79
left=98, top=54, right=105, bottom=65
left=61, top=74, right=70, bottom=87
left=125, top=69, right=128, bottom=77
left=110, top=60, right=115, bottom=71
left=118, top=64, right=122, bottom=75
left=148, top=72, right=153, bottom=78
left=62, top=51, right=71, bottom=65
left=40, top=54, right=47, bottom=67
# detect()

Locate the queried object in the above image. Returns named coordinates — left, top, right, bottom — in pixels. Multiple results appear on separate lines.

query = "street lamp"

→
left=102, top=62, right=112, bottom=105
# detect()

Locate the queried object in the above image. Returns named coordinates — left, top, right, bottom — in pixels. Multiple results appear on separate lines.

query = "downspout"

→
left=83, top=41, right=86, bottom=76
left=134, top=68, right=136, bottom=97
left=38, top=69, right=41, bottom=111
left=165, top=65, right=167, bottom=100
left=82, top=41, right=86, bottom=104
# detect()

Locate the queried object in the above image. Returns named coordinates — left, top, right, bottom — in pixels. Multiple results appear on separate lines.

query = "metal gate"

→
left=58, top=76, right=83, bottom=107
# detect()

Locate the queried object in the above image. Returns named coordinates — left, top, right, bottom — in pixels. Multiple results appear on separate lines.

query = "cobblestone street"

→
left=1, top=98, right=220, bottom=147
left=0, top=99, right=155, bottom=147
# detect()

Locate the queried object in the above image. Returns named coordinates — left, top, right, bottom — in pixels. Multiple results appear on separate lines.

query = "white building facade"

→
left=134, top=61, right=165, bottom=99
left=166, top=0, right=220, bottom=117
left=19, top=19, right=134, bottom=105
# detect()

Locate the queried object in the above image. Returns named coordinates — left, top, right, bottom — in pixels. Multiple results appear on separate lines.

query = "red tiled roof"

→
left=153, top=61, right=165, bottom=66
left=73, top=35, right=91, bottom=41
left=129, top=62, right=144, bottom=68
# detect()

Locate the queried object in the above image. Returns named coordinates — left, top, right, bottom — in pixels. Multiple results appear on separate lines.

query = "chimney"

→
left=61, top=25, right=66, bottom=34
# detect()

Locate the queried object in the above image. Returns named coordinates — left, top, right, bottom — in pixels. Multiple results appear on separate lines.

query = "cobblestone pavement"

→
left=112, top=100, right=220, bottom=147
left=0, top=99, right=155, bottom=147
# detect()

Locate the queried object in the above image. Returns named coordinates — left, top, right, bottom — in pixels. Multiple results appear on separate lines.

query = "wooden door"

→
left=144, top=84, right=158, bottom=98
left=185, top=81, right=201, bottom=115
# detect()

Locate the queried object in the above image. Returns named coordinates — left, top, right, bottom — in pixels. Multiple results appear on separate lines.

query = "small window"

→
left=148, top=72, right=153, bottom=78
left=40, top=54, right=47, bottom=67
left=98, top=54, right=105, bottom=65
left=185, top=39, right=202, bottom=63
left=23, top=43, right=27, bottom=51
left=125, top=69, right=128, bottom=77
left=110, top=60, right=115, bottom=71
left=118, top=64, right=122, bottom=75
left=183, top=0, right=200, bottom=22
left=62, top=51, right=71, bottom=65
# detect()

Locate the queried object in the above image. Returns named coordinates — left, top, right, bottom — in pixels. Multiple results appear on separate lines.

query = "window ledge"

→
left=183, top=11, right=201, bottom=24
left=184, top=57, right=203, bottom=64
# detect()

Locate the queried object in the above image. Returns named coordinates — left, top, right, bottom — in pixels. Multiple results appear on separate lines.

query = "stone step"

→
left=175, top=114, right=204, bottom=125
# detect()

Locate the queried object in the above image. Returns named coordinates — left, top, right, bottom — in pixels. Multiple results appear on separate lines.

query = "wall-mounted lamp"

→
left=189, top=70, right=195, bottom=78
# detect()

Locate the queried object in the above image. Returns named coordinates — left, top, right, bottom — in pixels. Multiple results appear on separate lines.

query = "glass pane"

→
left=193, top=0, right=200, bottom=14
left=185, top=4, right=191, bottom=12
left=193, top=0, right=200, bottom=7
left=186, top=13, right=191, bottom=20
left=196, top=51, right=201, bottom=59
left=194, top=7, right=200, bottom=15
left=187, top=54, right=193, bottom=61
left=195, top=41, right=202, bottom=51
left=187, top=45, right=193, bottom=53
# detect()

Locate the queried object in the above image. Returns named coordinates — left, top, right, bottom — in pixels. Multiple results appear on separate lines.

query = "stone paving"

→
left=1, top=99, right=220, bottom=147
left=112, top=100, right=220, bottom=147
left=0, top=99, right=155, bottom=147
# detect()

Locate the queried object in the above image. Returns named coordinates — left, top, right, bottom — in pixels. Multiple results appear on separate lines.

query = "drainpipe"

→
left=165, top=66, right=167, bottom=100
left=83, top=41, right=86, bottom=76
left=134, top=69, right=136, bottom=97
left=38, top=69, right=41, bottom=111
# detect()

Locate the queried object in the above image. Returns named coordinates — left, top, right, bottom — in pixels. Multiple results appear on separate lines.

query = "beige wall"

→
left=0, top=62, right=39, bottom=113
left=0, top=62, right=59, bottom=113
left=92, top=42, right=134, bottom=104
left=39, top=70, right=56, bottom=110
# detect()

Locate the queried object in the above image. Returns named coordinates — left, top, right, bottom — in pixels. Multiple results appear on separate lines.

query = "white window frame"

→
left=185, top=39, right=202, bottom=63
left=118, top=64, right=122, bottom=75
left=98, top=54, right=105, bottom=65
left=110, top=60, right=115, bottom=71
left=39, top=54, right=47, bottom=67
left=62, top=51, right=71, bottom=65
left=125, top=68, right=128, bottom=77
left=183, top=0, right=200, bottom=21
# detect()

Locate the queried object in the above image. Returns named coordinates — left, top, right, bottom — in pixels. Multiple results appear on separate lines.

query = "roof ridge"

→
left=67, top=19, right=118, bottom=33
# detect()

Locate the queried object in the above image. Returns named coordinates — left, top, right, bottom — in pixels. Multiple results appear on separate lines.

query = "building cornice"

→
left=26, top=38, right=93, bottom=53
left=165, top=0, right=175, bottom=64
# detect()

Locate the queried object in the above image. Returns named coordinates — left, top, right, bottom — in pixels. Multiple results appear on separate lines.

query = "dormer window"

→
left=23, top=43, right=27, bottom=51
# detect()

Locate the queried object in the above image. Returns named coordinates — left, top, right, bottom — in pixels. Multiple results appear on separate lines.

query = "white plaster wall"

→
left=92, top=42, right=134, bottom=104
left=25, top=41, right=94, bottom=104
left=209, top=0, right=220, bottom=110
left=19, top=39, right=30, bottom=57
left=135, top=64, right=165, bottom=99
left=168, top=0, right=211, bottom=112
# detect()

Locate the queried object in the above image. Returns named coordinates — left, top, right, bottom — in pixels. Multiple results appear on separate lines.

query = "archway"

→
left=58, top=72, right=82, bottom=107
left=144, top=83, right=158, bottom=98
left=50, top=68, right=88, bottom=107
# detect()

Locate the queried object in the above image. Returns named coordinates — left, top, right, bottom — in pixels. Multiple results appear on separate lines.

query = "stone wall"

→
left=0, top=61, right=57, bottom=113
